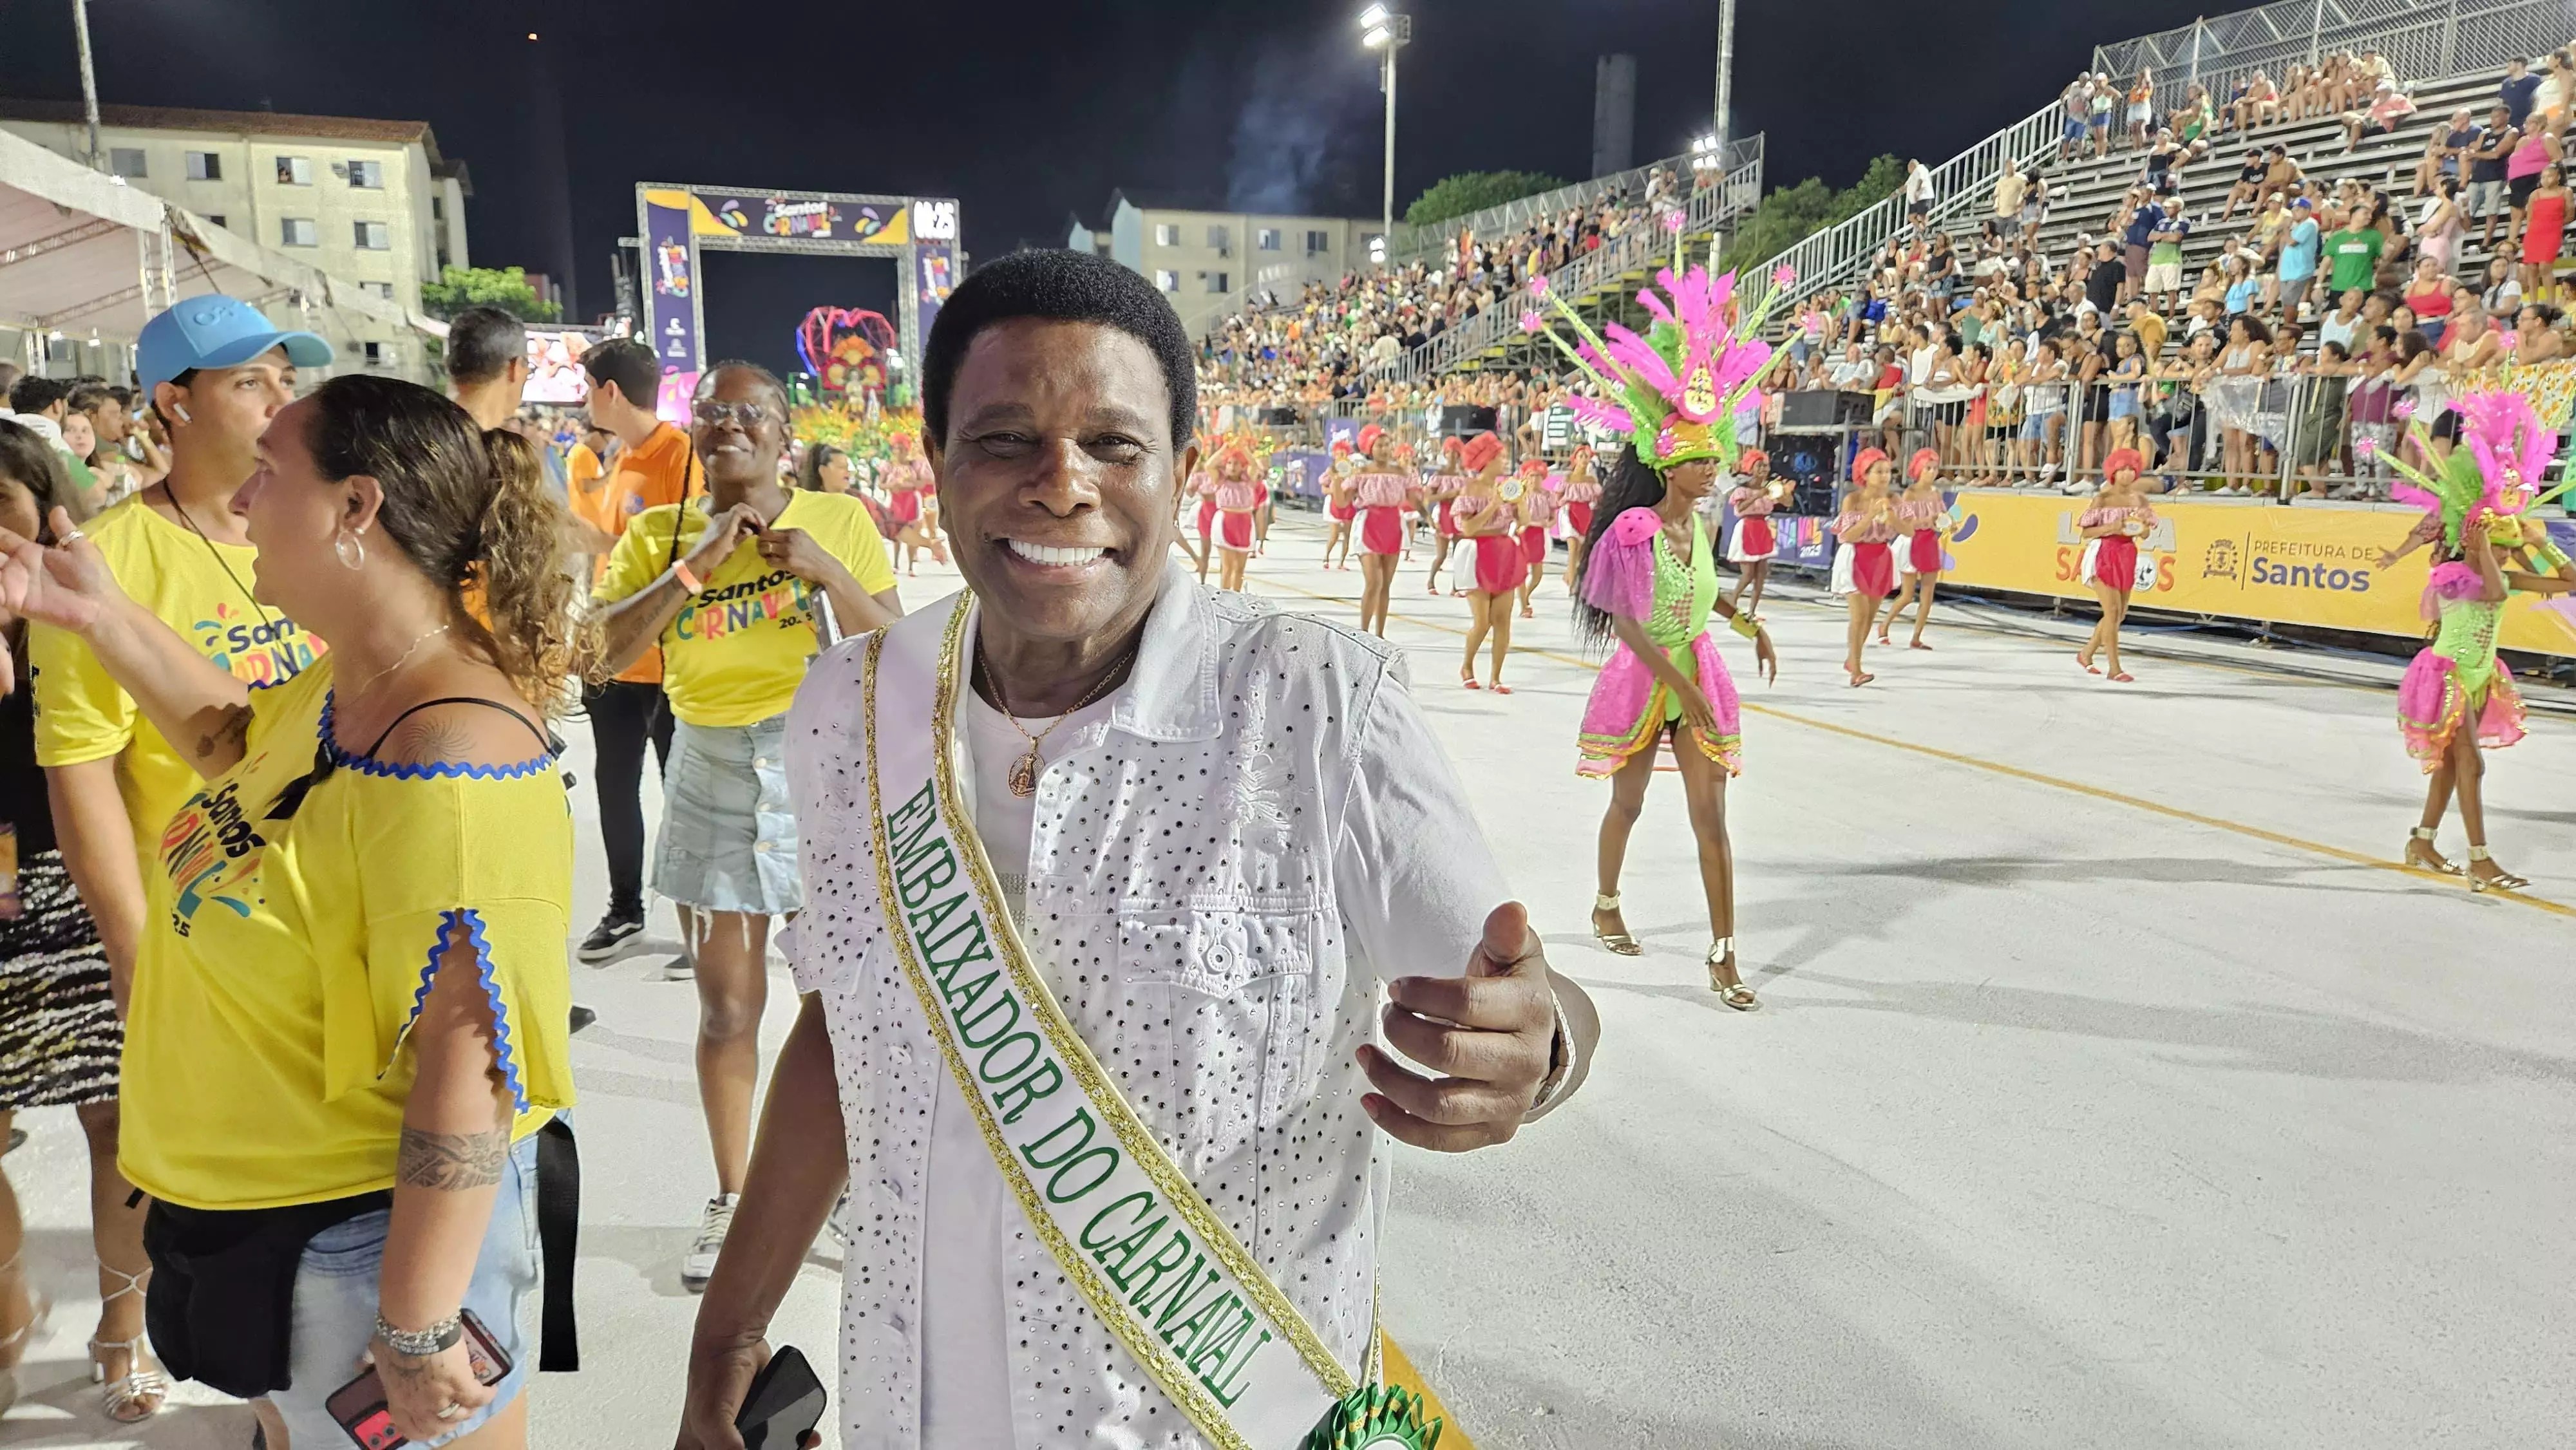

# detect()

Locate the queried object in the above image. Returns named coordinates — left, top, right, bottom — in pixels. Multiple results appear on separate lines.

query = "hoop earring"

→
left=334, top=529, right=366, bottom=570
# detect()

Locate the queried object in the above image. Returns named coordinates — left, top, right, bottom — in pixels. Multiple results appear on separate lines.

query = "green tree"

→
left=419, top=264, right=562, bottom=323
left=1403, top=170, right=1571, bottom=229
left=1718, top=155, right=1905, bottom=273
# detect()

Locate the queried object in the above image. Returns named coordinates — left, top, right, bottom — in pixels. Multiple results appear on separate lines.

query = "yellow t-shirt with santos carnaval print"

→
left=30, top=497, right=322, bottom=862
left=594, top=489, right=896, bottom=728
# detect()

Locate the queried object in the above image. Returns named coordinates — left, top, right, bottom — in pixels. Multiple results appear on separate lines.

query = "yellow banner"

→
left=1939, top=491, right=2576, bottom=656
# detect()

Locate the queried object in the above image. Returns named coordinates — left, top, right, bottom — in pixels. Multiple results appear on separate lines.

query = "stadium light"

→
left=1358, top=7, right=1412, bottom=256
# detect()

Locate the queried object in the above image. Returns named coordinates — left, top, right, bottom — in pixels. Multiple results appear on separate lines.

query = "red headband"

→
left=1908, top=447, right=1940, bottom=481
left=2102, top=447, right=2145, bottom=481
left=1851, top=447, right=1891, bottom=484
left=1736, top=447, right=1768, bottom=471
left=1459, top=432, right=1504, bottom=474
left=1356, top=423, right=1386, bottom=455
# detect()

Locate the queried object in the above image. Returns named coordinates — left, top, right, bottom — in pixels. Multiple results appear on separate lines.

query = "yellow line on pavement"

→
left=1256, top=578, right=2576, bottom=919
left=1381, top=1333, right=1473, bottom=1449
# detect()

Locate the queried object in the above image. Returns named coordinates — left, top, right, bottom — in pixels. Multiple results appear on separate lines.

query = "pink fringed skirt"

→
left=2398, top=651, right=2526, bottom=770
left=1577, top=633, right=1743, bottom=778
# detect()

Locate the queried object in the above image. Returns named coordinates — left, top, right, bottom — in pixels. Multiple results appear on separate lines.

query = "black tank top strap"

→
left=363, top=696, right=557, bottom=760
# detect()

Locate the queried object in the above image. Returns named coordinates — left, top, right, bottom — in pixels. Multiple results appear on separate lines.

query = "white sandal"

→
left=89, top=1263, right=167, bottom=1424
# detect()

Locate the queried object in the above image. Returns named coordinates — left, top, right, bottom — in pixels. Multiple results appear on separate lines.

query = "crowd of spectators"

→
left=1802, top=50, right=2576, bottom=501
left=1197, top=164, right=1700, bottom=411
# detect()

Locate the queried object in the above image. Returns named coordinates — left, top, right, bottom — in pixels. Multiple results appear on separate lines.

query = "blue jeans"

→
left=270, top=1135, right=540, bottom=1445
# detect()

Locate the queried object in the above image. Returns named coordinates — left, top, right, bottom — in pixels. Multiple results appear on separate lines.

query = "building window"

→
left=346, top=159, right=384, bottom=189
left=1201, top=271, right=1230, bottom=294
left=1306, top=229, right=1331, bottom=255
left=185, top=151, right=221, bottom=181
left=1206, top=224, right=1229, bottom=250
left=109, top=147, right=146, bottom=178
left=431, top=196, right=444, bottom=221
left=276, top=155, right=312, bottom=185
left=362, top=341, right=388, bottom=367
left=281, top=217, right=318, bottom=247
left=354, top=220, right=392, bottom=250
left=1256, top=228, right=1281, bottom=251
left=1154, top=223, right=1179, bottom=247
left=206, top=214, right=227, bottom=229
left=1153, top=270, right=1179, bottom=292
left=363, top=281, right=395, bottom=299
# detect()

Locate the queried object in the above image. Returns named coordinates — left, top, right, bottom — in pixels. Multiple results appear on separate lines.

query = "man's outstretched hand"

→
left=1358, top=902, right=1558, bottom=1151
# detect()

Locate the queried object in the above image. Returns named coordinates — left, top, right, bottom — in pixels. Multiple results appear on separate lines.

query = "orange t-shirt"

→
left=593, top=423, right=698, bottom=684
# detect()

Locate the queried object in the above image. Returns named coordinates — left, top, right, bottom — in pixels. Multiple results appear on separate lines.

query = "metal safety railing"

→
left=2092, top=0, right=2570, bottom=117
left=1383, top=135, right=1764, bottom=268
left=1761, top=104, right=2067, bottom=321
left=1369, top=149, right=1766, bottom=386
left=1781, top=357, right=2576, bottom=501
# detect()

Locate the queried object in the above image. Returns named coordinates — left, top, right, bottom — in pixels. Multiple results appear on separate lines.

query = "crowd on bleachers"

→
left=1191, top=46, right=2576, bottom=509
left=1196, top=164, right=1695, bottom=410
left=1809, top=49, right=2576, bottom=501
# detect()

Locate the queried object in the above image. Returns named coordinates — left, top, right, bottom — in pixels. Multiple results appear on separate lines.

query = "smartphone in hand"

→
left=324, top=1310, right=511, bottom=1449
left=735, top=1344, right=828, bottom=1450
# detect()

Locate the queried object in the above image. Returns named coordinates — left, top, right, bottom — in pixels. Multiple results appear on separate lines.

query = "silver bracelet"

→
left=375, top=1312, right=464, bottom=1358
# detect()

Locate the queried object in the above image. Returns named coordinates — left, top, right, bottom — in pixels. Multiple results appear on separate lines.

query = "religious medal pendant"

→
left=1008, top=746, right=1041, bottom=798
left=1301, top=1382, right=1443, bottom=1450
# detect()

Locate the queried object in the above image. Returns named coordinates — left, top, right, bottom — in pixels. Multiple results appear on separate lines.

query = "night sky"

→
left=0, top=0, right=2215, bottom=377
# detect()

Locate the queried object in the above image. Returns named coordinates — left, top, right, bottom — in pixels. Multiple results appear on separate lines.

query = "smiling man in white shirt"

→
left=676, top=249, right=1598, bottom=1450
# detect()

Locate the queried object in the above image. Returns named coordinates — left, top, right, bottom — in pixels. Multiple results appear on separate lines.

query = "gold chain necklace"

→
left=974, top=641, right=1139, bottom=798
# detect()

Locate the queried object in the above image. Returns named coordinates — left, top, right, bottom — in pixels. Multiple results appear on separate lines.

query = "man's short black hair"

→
left=922, top=249, right=1196, bottom=451
left=582, top=337, right=659, bottom=410
left=445, top=305, right=528, bottom=386
left=8, top=375, right=66, bottom=416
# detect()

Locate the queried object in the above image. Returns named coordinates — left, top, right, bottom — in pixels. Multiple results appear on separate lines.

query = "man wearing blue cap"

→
left=32, top=294, right=332, bottom=1002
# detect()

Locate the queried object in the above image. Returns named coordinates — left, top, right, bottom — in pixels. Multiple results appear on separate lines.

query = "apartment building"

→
left=1068, top=191, right=1384, bottom=337
left=0, top=101, right=470, bottom=377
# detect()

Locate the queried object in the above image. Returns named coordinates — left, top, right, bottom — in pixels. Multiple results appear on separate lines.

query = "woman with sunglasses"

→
left=0, top=376, right=583, bottom=1448
left=592, top=362, right=902, bottom=1292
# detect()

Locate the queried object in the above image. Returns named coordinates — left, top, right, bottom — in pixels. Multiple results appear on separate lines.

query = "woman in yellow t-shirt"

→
left=0, top=375, right=586, bottom=1449
left=592, top=360, right=900, bottom=1290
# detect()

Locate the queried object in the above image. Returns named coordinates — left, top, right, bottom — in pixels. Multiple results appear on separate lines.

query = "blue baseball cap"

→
left=137, top=294, right=333, bottom=396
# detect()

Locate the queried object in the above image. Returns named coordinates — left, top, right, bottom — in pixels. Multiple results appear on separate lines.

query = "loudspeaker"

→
left=1256, top=406, right=1298, bottom=426
left=1439, top=404, right=1499, bottom=437
left=1767, top=431, right=1846, bottom=518
left=1777, top=390, right=1873, bottom=429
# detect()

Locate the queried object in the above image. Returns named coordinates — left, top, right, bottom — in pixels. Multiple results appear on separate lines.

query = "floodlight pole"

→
left=71, top=0, right=102, bottom=171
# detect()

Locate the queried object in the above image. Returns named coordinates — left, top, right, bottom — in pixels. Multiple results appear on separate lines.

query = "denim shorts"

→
left=270, top=1135, right=539, bottom=1445
left=654, top=713, right=801, bottom=915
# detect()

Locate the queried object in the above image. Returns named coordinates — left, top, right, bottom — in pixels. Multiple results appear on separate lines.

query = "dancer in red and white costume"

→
left=1559, top=444, right=1602, bottom=594
left=1425, top=437, right=1467, bottom=595
left=1321, top=435, right=1360, bottom=571
left=2076, top=449, right=2157, bottom=683
left=1833, top=448, right=1899, bottom=688
left=1209, top=437, right=1266, bottom=592
left=1724, top=447, right=1784, bottom=619
left=1187, top=458, right=1222, bottom=582
left=1877, top=448, right=1951, bottom=650
left=1454, top=433, right=1527, bottom=692
left=884, top=433, right=949, bottom=575
left=1513, top=458, right=1558, bottom=619
left=1350, top=427, right=1412, bottom=637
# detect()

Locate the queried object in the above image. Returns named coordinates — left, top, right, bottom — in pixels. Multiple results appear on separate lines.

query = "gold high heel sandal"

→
left=1708, top=938, right=1759, bottom=1011
left=1591, top=894, right=1643, bottom=956
left=89, top=1263, right=166, bottom=1424
left=2467, top=845, right=2529, bottom=894
left=2403, top=825, right=2461, bottom=876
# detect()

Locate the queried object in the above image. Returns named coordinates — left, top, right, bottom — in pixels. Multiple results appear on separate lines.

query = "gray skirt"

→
left=653, top=714, right=802, bottom=916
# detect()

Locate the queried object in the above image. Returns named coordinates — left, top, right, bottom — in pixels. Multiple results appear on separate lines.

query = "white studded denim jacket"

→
left=783, top=567, right=1510, bottom=1449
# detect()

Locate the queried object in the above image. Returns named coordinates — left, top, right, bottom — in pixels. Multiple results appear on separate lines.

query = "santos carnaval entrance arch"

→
left=636, top=182, right=960, bottom=415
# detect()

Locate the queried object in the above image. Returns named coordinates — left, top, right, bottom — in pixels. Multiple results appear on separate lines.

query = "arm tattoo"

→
left=194, top=703, right=251, bottom=760
left=397, top=1125, right=510, bottom=1190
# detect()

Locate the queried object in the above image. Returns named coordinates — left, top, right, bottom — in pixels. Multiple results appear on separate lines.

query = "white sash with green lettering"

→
left=857, top=603, right=1363, bottom=1450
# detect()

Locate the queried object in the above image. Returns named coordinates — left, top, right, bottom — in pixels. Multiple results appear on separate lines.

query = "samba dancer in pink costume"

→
left=1320, top=434, right=1360, bottom=572
left=1350, top=427, right=1413, bottom=637
left=1722, top=446, right=1782, bottom=618
left=1187, top=457, right=1222, bottom=583
left=1513, top=458, right=1559, bottom=620
left=1559, top=444, right=1602, bottom=592
left=1531, top=235, right=1785, bottom=1006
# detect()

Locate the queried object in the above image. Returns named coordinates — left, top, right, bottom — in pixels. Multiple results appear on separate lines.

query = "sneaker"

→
left=568, top=1004, right=597, bottom=1035
left=682, top=1193, right=739, bottom=1292
left=577, top=912, right=644, bottom=964
left=663, top=953, right=697, bottom=983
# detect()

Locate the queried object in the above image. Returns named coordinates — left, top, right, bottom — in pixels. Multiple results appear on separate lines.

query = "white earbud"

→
left=172, top=404, right=191, bottom=423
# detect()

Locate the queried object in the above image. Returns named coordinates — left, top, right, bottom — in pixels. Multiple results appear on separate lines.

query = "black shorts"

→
left=2511, top=173, right=2543, bottom=209
left=2081, top=384, right=2113, bottom=424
